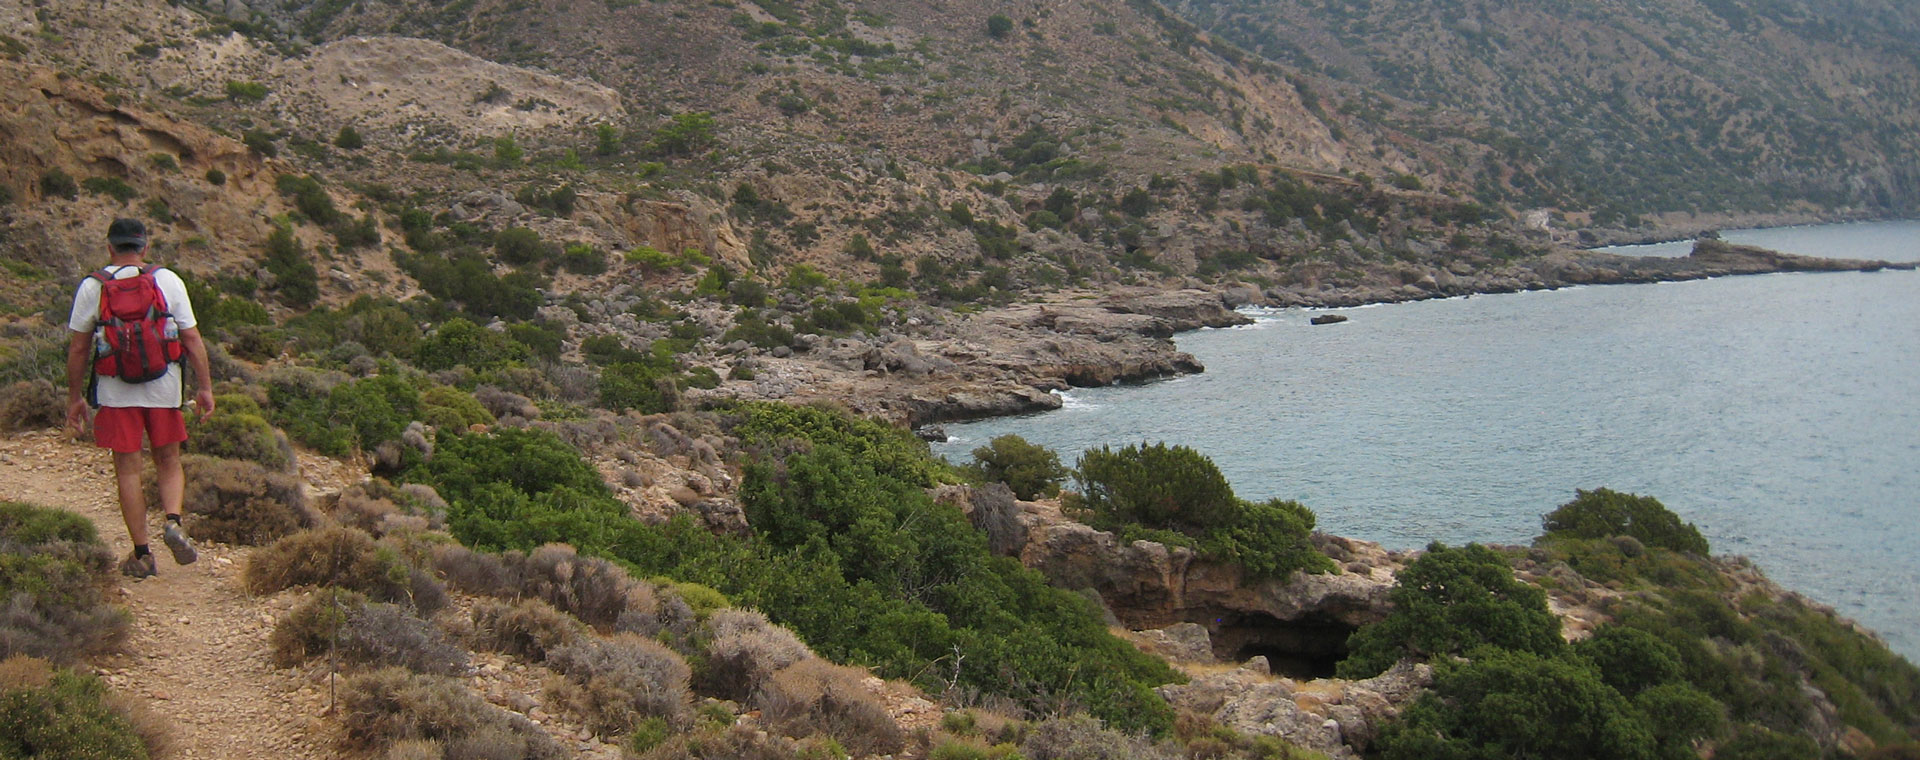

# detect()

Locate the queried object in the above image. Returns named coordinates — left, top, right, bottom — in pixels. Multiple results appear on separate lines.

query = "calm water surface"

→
left=935, top=220, right=1920, bottom=660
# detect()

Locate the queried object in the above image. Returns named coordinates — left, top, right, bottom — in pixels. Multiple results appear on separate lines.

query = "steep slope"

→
left=1169, top=0, right=1920, bottom=221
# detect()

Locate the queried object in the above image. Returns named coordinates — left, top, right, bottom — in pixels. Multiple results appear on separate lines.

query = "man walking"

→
left=64, top=218, right=216, bottom=578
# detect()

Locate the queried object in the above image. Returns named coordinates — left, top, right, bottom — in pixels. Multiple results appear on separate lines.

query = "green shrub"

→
left=415, top=318, right=530, bottom=373
left=81, top=176, right=138, bottom=202
left=1714, top=725, right=1820, bottom=760
left=1376, top=648, right=1656, bottom=760
left=1069, top=443, right=1328, bottom=580
left=600, top=361, right=678, bottom=414
left=224, top=80, right=268, bottom=102
left=185, top=398, right=294, bottom=470
left=1541, top=488, right=1709, bottom=554
left=0, top=657, right=152, bottom=759
left=38, top=170, right=77, bottom=200
left=0, top=503, right=127, bottom=664
left=1073, top=443, right=1237, bottom=531
left=205, top=168, right=226, bottom=186
left=969, top=435, right=1066, bottom=500
left=242, top=130, right=278, bottom=157
left=1338, top=543, right=1563, bottom=679
left=1573, top=625, right=1684, bottom=697
left=495, top=227, right=549, bottom=265
left=263, top=225, right=319, bottom=308
left=419, top=385, right=494, bottom=431
left=407, top=409, right=1180, bottom=734
left=334, top=125, right=364, bottom=150
left=986, top=14, right=1014, bottom=39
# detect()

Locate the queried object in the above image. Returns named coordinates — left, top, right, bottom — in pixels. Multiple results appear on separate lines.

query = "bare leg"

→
left=113, top=450, right=149, bottom=547
left=152, top=442, right=184, bottom=520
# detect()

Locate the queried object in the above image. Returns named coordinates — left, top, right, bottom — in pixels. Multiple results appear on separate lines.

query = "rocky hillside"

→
left=1169, top=0, right=1920, bottom=221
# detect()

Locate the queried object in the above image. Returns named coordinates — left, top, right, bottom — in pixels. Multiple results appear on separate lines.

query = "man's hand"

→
left=65, top=398, right=89, bottom=438
left=193, top=388, right=215, bottom=421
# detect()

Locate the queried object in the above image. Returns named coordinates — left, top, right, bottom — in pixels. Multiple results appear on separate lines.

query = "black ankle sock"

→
left=165, top=513, right=182, bottom=526
left=133, top=544, right=151, bottom=558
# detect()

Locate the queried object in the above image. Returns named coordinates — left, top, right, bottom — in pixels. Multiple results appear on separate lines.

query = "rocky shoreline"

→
left=719, top=239, right=1912, bottom=427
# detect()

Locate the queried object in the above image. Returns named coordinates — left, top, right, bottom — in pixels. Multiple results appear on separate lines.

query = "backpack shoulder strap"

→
left=140, top=264, right=173, bottom=316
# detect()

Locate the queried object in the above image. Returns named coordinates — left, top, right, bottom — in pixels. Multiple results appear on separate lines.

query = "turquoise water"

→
left=935, top=220, right=1920, bottom=660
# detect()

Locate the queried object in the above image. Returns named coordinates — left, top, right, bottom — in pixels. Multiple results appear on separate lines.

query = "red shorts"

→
left=93, top=407, right=188, bottom=454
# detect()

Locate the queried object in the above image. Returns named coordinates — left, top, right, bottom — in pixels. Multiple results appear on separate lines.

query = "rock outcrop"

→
left=1157, top=657, right=1434, bottom=759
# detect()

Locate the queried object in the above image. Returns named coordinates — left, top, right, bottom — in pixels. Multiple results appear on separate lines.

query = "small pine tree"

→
left=970, top=435, right=1067, bottom=500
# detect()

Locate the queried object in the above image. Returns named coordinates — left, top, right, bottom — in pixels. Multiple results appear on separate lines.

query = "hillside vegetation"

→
left=1170, top=0, right=1920, bottom=221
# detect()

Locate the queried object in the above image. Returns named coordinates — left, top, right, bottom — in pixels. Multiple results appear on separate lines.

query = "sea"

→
left=932, top=219, right=1920, bottom=661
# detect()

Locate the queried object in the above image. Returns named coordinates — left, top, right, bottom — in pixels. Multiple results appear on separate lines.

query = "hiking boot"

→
left=119, top=552, right=156, bottom=579
left=162, top=521, right=198, bottom=565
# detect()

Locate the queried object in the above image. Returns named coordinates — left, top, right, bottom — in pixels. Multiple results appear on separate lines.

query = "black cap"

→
left=107, top=218, right=147, bottom=248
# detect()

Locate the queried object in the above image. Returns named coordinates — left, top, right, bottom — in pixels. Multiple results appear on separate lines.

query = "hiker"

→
left=63, top=218, right=216, bottom=579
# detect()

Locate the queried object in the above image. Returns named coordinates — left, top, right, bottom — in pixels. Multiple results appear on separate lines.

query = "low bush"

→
left=272, top=591, right=466, bottom=675
left=337, top=667, right=565, bottom=759
left=419, top=385, right=494, bottom=432
left=635, top=724, right=798, bottom=760
left=522, top=544, right=642, bottom=628
left=699, top=609, right=814, bottom=701
left=546, top=633, right=693, bottom=736
left=756, top=658, right=905, bottom=757
left=1541, top=488, right=1709, bottom=555
left=1019, top=714, right=1173, bottom=760
left=1337, top=542, right=1563, bottom=679
left=0, top=380, right=61, bottom=432
left=167, top=455, right=315, bottom=545
left=1375, top=648, right=1657, bottom=760
left=968, top=434, right=1066, bottom=500
left=469, top=598, right=584, bottom=662
left=431, top=544, right=522, bottom=598
left=1068, top=443, right=1330, bottom=581
left=245, top=526, right=445, bottom=614
left=185, top=396, right=295, bottom=470
left=0, top=502, right=127, bottom=664
left=0, top=656, right=161, bottom=759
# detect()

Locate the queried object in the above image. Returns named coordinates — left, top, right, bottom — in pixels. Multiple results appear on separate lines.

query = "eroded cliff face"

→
left=0, top=61, right=279, bottom=281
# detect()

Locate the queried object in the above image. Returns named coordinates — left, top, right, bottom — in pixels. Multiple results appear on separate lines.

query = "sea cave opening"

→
left=1209, top=611, right=1357, bottom=680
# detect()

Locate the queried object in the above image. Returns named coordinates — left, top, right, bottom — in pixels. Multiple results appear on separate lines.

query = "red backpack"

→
left=88, top=265, right=183, bottom=384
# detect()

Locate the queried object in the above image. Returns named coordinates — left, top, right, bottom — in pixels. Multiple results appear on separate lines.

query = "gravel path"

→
left=0, top=429, right=333, bottom=759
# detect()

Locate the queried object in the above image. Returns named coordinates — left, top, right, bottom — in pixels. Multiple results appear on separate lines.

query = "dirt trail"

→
left=0, top=429, right=334, bottom=759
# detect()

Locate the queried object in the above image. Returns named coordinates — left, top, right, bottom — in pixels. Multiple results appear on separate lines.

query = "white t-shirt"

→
left=68, top=265, right=198, bottom=409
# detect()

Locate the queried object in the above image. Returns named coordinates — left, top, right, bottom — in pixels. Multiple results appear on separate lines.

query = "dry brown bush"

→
left=755, top=659, right=905, bottom=756
left=1019, top=714, right=1176, bottom=760
left=545, top=633, right=691, bottom=736
left=337, top=667, right=565, bottom=759
left=245, top=526, right=446, bottom=615
left=383, top=739, right=442, bottom=760
left=473, top=385, right=541, bottom=421
left=432, top=545, right=524, bottom=598
left=0, top=380, right=62, bottom=432
left=699, top=609, right=814, bottom=702
left=271, top=590, right=466, bottom=675
left=522, top=544, right=639, bottom=628
left=162, top=455, right=316, bottom=546
left=468, top=598, right=584, bottom=662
